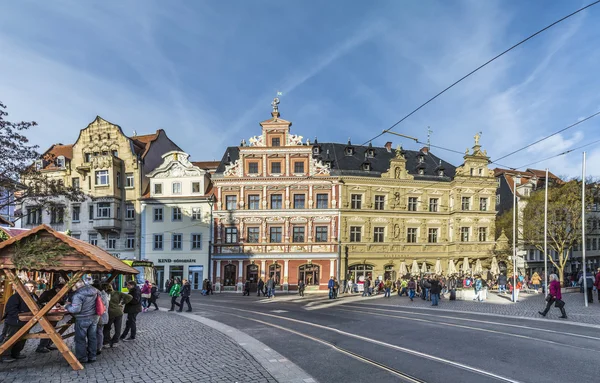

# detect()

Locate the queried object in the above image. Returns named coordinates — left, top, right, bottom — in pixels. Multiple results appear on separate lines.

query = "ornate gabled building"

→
left=333, top=134, right=498, bottom=282
left=211, top=99, right=341, bottom=292
left=20, top=116, right=181, bottom=259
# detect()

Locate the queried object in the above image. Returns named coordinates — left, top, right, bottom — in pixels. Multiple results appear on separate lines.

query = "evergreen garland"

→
left=12, top=235, right=71, bottom=270
left=0, top=230, right=8, bottom=243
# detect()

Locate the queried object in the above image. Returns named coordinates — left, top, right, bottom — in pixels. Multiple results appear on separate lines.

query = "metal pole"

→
left=513, top=177, right=517, bottom=302
left=582, top=152, right=588, bottom=307
left=544, top=168, right=548, bottom=294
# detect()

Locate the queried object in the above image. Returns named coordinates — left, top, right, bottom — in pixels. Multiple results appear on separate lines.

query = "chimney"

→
left=385, top=142, right=392, bottom=152
left=421, top=146, right=429, bottom=154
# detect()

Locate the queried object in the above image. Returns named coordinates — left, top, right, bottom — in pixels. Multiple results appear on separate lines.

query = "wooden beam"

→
left=22, top=333, right=51, bottom=339
left=104, top=273, right=119, bottom=284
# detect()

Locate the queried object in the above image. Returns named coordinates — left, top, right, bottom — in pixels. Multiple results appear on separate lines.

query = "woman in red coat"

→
left=538, top=274, right=567, bottom=319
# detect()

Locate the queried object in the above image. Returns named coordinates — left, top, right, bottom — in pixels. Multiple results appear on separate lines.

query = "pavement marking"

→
left=342, top=304, right=600, bottom=339
left=304, top=294, right=383, bottom=310
left=271, top=310, right=289, bottom=313
left=192, top=302, right=523, bottom=383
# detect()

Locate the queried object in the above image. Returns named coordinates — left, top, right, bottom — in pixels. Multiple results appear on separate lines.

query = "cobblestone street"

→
left=0, top=310, right=278, bottom=383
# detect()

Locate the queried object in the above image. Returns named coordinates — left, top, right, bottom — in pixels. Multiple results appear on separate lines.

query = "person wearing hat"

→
left=64, top=279, right=100, bottom=364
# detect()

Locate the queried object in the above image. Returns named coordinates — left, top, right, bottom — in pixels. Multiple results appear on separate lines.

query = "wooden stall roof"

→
left=0, top=224, right=139, bottom=274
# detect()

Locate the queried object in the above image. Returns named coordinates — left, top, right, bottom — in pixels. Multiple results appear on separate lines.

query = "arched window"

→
left=348, top=264, right=374, bottom=283
left=269, top=263, right=281, bottom=286
left=384, top=265, right=396, bottom=281
left=298, top=264, right=320, bottom=286
left=224, top=264, right=236, bottom=286
left=246, top=264, right=259, bottom=283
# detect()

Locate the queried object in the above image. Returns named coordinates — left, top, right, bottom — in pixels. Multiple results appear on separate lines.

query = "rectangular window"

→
left=154, top=183, right=163, bottom=195
left=126, top=234, right=135, bottom=249
left=172, top=207, right=182, bottom=221
left=270, top=194, right=282, bottom=209
left=125, top=173, right=134, bottom=188
left=225, top=227, right=238, bottom=243
left=72, top=205, right=80, bottom=222
left=191, top=182, right=201, bottom=193
left=95, top=170, right=109, bottom=186
left=408, top=197, right=418, bottom=211
left=294, top=162, right=305, bottom=173
left=269, top=227, right=282, bottom=243
left=247, top=227, right=260, bottom=243
left=373, top=227, right=384, bottom=243
left=428, top=228, right=438, bottom=243
left=153, top=234, right=163, bottom=250
left=529, top=249, right=535, bottom=261
left=593, top=238, right=598, bottom=251
left=191, top=207, right=201, bottom=220
left=116, top=172, right=121, bottom=188
left=351, top=194, right=362, bottom=209
left=316, top=194, right=329, bottom=209
left=226, top=195, right=237, bottom=210
left=315, top=226, right=328, bottom=242
left=478, top=227, right=487, bottom=242
left=50, top=206, right=64, bottom=224
left=72, top=177, right=80, bottom=190
left=191, top=234, right=202, bottom=250
left=461, top=227, right=470, bottom=242
left=586, top=238, right=591, bottom=251
left=88, top=233, right=98, bottom=246
left=172, top=234, right=182, bottom=250
left=89, top=203, right=94, bottom=220
left=97, top=203, right=111, bottom=218
left=271, top=137, right=280, bottom=147
left=293, top=194, right=305, bottom=209
left=350, top=226, right=362, bottom=242
left=126, top=203, right=135, bottom=219
left=407, top=228, right=417, bottom=243
left=292, top=227, right=305, bottom=242
left=271, top=162, right=281, bottom=174
left=429, top=198, right=438, bottom=212
left=248, top=162, right=259, bottom=174
left=374, top=195, right=385, bottom=210
left=107, top=234, right=117, bottom=249
left=84, top=153, right=91, bottom=162
left=248, top=195, right=260, bottom=210
left=153, top=207, right=163, bottom=221
left=172, top=182, right=182, bottom=194
left=461, top=197, right=470, bottom=211
left=480, top=198, right=488, bottom=211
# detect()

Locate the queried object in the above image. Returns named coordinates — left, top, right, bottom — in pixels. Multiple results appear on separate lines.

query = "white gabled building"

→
left=141, top=151, right=214, bottom=291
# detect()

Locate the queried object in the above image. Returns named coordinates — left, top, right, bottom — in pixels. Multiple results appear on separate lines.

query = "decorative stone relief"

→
left=224, top=159, right=242, bottom=177
left=249, top=135, right=265, bottom=147
left=287, top=134, right=304, bottom=146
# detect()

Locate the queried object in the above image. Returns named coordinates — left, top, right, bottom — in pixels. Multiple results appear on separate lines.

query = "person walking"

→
left=362, top=277, right=371, bottom=297
left=473, top=275, right=483, bottom=302
left=266, top=277, right=275, bottom=298
left=595, top=267, right=600, bottom=303
left=298, top=279, right=305, bottom=297
left=384, top=279, right=392, bottom=298
left=120, top=281, right=142, bottom=341
left=407, top=278, right=416, bottom=301
left=257, top=278, right=265, bottom=297
left=148, top=282, right=159, bottom=310
left=141, top=280, right=152, bottom=313
left=103, top=283, right=132, bottom=348
left=531, top=272, right=542, bottom=293
left=328, top=276, right=335, bottom=299
left=243, top=280, right=251, bottom=296
left=178, top=279, right=192, bottom=312
left=65, top=280, right=99, bottom=364
left=169, top=278, right=182, bottom=311
left=539, top=274, right=567, bottom=318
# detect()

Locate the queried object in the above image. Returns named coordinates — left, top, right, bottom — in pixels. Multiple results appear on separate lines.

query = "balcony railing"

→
left=93, top=217, right=122, bottom=230
left=215, top=242, right=338, bottom=254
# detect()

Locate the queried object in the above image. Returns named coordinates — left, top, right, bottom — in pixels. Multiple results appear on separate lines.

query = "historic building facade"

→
left=211, top=100, right=341, bottom=292
left=141, top=151, right=213, bottom=290
left=20, top=116, right=181, bottom=259
left=334, top=136, right=498, bottom=282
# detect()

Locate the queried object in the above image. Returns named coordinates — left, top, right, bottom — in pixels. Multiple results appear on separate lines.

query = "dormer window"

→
left=56, top=156, right=65, bottom=168
left=438, top=170, right=444, bottom=176
left=313, top=146, right=320, bottom=155
left=35, top=160, right=43, bottom=171
left=418, top=155, right=424, bottom=163
left=418, top=169, right=425, bottom=175
left=367, top=149, right=375, bottom=158
left=362, top=163, right=371, bottom=171
left=345, top=147, right=354, bottom=156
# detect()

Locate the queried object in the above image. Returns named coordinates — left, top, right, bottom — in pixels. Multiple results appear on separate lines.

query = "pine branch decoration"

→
left=12, top=235, right=71, bottom=270
left=0, top=230, right=8, bottom=243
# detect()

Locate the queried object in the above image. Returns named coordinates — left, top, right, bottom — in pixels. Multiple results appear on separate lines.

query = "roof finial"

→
left=474, top=131, right=482, bottom=146
left=271, top=95, right=280, bottom=117
left=133, top=130, right=137, bottom=137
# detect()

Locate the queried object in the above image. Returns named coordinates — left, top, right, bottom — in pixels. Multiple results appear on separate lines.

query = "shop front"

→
left=151, top=257, right=207, bottom=291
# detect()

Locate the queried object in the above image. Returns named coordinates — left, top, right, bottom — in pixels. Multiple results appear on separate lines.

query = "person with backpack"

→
left=169, top=278, right=182, bottom=311
left=64, top=279, right=99, bottom=364
left=120, top=281, right=142, bottom=341
left=92, top=281, right=109, bottom=355
left=102, top=283, right=132, bottom=348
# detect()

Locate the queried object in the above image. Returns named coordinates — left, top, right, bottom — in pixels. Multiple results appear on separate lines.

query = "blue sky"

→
left=1, top=0, right=600, bottom=177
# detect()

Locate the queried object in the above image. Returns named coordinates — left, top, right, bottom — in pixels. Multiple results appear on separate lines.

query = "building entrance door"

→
left=188, top=266, right=204, bottom=290
left=155, top=267, right=164, bottom=292
left=299, top=264, right=320, bottom=286
left=246, top=264, right=259, bottom=292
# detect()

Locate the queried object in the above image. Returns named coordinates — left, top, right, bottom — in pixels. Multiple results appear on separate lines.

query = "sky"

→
left=1, top=0, right=600, bottom=178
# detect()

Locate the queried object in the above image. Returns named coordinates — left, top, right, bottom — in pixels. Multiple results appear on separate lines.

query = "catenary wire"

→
left=360, top=0, right=600, bottom=146
left=512, top=137, right=600, bottom=170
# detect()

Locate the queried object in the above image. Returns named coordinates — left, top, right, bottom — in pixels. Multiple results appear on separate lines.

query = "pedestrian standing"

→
left=243, top=280, right=251, bottom=296
left=384, top=279, right=392, bottom=298
left=35, top=283, right=64, bottom=353
left=362, top=277, right=371, bottom=297
left=497, top=273, right=507, bottom=294
left=141, top=280, right=152, bottom=312
left=257, top=278, right=265, bottom=297
left=473, top=275, right=483, bottom=302
left=148, top=283, right=159, bottom=310
left=539, top=274, right=567, bottom=318
left=531, top=272, right=542, bottom=293
left=103, top=283, right=132, bottom=348
left=328, top=276, right=335, bottom=299
left=266, top=277, right=275, bottom=298
left=430, top=276, right=441, bottom=306
left=298, top=280, right=305, bottom=297
left=1, top=281, right=37, bottom=362
left=407, top=278, right=416, bottom=301
left=65, top=280, right=99, bottom=364
left=169, top=279, right=182, bottom=311
left=347, top=279, right=353, bottom=294
left=92, top=281, right=110, bottom=356
left=206, top=279, right=213, bottom=295
left=120, top=281, right=142, bottom=341
left=178, top=279, right=192, bottom=312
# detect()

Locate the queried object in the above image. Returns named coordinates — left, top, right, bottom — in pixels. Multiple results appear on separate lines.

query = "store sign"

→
left=157, top=258, right=197, bottom=264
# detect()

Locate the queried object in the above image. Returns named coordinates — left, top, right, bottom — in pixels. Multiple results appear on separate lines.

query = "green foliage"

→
left=12, top=235, right=71, bottom=270
left=0, top=230, right=9, bottom=243
left=495, top=210, right=514, bottom=245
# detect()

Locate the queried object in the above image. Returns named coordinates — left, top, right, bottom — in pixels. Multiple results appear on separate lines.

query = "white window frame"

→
left=191, top=233, right=202, bottom=250
left=153, top=207, right=163, bottom=222
left=191, top=207, right=202, bottom=221
left=153, top=234, right=163, bottom=250
left=172, top=207, right=182, bottom=221
left=126, top=203, right=135, bottom=219
left=95, top=170, right=109, bottom=186
left=125, top=173, right=134, bottom=188
left=172, top=182, right=182, bottom=195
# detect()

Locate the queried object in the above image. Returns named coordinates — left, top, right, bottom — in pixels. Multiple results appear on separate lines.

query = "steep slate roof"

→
left=0, top=225, right=139, bottom=274
left=216, top=143, right=456, bottom=180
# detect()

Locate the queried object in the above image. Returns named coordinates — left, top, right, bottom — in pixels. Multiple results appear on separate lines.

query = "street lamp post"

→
left=207, top=195, right=215, bottom=286
left=513, top=177, right=517, bottom=302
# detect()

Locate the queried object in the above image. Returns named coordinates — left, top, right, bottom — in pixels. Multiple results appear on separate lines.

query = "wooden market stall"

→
left=0, top=224, right=138, bottom=370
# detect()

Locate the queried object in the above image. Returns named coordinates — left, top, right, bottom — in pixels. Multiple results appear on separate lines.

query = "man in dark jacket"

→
left=102, top=284, right=132, bottom=348
left=497, top=273, right=508, bottom=294
left=1, top=281, right=37, bottom=362
left=65, top=280, right=99, bottom=364
left=257, top=278, right=265, bottom=297
left=120, top=281, right=142, bottom=341
left=178, top=279, right=192, bottom=312
left=35, top=283, right=64, bottom=353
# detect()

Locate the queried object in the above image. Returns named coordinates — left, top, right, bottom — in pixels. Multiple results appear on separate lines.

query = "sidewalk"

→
left=0, top=310, right=302, bottom=383
left=368, top=289, right=600, bottom=325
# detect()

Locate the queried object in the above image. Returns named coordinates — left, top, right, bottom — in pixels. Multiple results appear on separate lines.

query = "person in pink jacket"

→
left=538, top=274, right=567, bottom=319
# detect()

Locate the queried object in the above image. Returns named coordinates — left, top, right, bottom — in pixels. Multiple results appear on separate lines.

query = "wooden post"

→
left=0, top=269, right=84, bottom=370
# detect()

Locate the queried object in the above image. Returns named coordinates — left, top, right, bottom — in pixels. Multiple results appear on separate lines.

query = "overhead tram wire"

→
left=360, top=0, right=600, bottom=147
left=513, top=137, right=600, bottom=170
